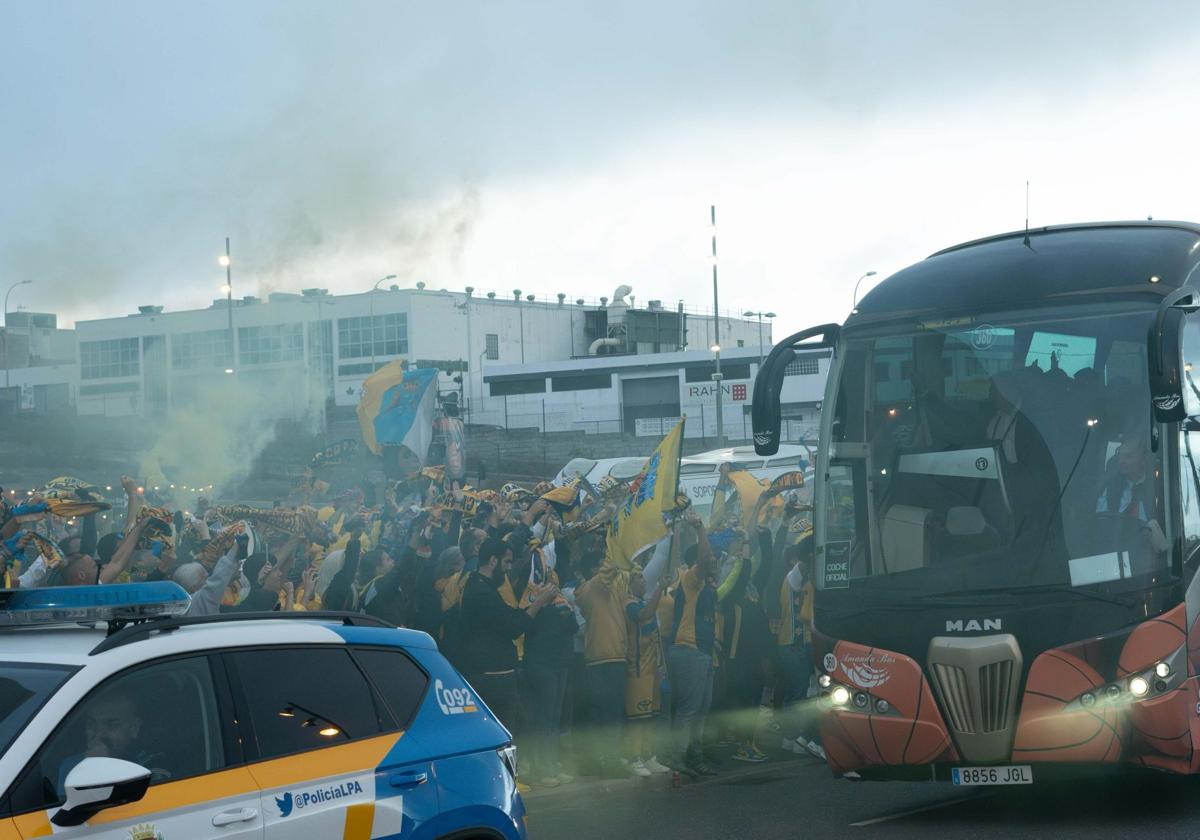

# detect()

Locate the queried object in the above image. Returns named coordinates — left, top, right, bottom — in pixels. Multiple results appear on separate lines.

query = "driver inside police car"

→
left=58, top=688, right=167, bottom=791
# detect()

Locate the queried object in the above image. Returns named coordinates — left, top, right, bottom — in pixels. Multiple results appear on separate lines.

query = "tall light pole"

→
left=3, top=280, right=32, bottom=392
left=368, top=274, right=399, bottom=372
left=478, top=347, right=488, bottom=421
left=710, top=205, right=723, bottom=447
left=743, top=310, right=777, bottom=367
left=301, top=290, right=336, bottom=440
left=218, top=239, right=234, bottom=374
left=851, top=270, right=878, bottom=311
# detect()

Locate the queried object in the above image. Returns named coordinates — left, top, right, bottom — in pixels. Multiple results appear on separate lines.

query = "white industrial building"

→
left=477, top=345, right=829, bottom=442
left=0, top=285, right=775, bottom=424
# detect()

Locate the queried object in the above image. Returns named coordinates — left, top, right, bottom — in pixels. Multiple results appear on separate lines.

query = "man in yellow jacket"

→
left=575, top=554, right=633, bottom=778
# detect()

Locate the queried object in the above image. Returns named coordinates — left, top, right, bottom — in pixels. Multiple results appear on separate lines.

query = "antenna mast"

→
left=1025, top=180, right=1030, bottom=233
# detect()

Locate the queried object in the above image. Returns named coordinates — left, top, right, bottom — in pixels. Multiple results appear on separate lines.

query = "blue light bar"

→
left=0, top=582, right=190, bottom=627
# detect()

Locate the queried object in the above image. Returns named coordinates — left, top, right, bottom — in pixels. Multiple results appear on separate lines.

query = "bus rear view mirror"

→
left=1150, top=287, right=1198, bottom=423
left=752, top=324, right=840, bottom=456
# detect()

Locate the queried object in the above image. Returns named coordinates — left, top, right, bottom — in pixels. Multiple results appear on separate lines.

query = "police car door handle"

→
left=212, top=807, right=259, bottom=826
left=389, top=770, right=429, bottom=788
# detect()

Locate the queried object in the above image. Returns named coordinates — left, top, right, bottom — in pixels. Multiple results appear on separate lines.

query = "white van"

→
left=678, top=444, right=812, bottom=518
left=553, top=455, right=650, bottom=488
left=553, top=443, right=812, bottom=518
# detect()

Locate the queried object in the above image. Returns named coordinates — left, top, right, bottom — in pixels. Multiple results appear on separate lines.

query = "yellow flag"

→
left=605, top=417, right=685, bottom=570
left=541, top=476, right=582, bottom=515
left=711, top=469, right=769, bottom=529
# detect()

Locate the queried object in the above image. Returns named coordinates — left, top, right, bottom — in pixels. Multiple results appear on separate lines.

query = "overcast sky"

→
left=4, top=0, right=1200, bottom=337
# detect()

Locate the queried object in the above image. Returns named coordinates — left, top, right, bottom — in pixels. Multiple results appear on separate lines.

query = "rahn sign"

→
left=686, top=382, right=748, bottom=401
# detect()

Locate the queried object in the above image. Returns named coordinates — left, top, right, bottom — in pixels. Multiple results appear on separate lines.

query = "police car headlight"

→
left=499, top=744, right=518, bottom=779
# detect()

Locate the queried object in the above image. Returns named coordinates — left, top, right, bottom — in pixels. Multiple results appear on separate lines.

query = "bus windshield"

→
left=816, top=302, right=1173, bottom=600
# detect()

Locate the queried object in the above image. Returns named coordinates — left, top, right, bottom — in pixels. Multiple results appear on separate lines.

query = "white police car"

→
left=0, top=583, right=526, bottom=839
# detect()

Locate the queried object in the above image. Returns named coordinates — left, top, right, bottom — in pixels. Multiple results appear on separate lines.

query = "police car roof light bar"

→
left=0, top=582, right=190, bottom=630
left=90, top=610, right=397, bottom=656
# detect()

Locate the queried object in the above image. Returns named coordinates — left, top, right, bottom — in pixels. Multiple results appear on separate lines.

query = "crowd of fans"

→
left=0, top=462, right=825, bottom=790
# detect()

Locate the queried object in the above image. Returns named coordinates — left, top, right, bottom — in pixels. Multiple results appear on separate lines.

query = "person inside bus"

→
left=1094, top=439, right=1168, bottom=572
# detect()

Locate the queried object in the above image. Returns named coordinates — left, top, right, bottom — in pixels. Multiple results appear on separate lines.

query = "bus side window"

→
left=1180, top=430, right=1200, bottom=569
left=1183, top=315, right=1200, bottom=417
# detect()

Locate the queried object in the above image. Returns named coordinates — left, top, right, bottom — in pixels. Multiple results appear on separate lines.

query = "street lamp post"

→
left=3, top=280, right=33, bottom=393
left=743, top=310, right=777, bottom=367
left=368, top=274, right=399, bottom=372
left=851, top=270, right=878, bottom=311
left=218, top=239, right=234, bottom=373
left=710, top=205, right=724, bottom=448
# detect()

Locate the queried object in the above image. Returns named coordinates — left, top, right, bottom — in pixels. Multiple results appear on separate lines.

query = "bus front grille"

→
left=931, top=663, right=975, bottom=734
left=927, top=635, right=1022, bottom=763
left=979, top=659, right=1014, bottom=733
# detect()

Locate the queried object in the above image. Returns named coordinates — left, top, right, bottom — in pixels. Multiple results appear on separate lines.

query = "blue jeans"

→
left=666, top=644, right=713, bottom=761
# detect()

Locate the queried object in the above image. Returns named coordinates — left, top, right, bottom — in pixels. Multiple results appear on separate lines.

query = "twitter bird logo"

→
left=276, top=792, right=294, bottom=817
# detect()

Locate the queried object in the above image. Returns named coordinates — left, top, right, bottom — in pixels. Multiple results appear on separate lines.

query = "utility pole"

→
left=710, top=205, right=723, bottom=448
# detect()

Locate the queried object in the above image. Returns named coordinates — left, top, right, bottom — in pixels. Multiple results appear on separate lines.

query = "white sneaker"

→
left=798, top=738, right=827, bottom=760
left=630, top=759, right=652, bottom=778
left=644, top=756, right=671, bottom=774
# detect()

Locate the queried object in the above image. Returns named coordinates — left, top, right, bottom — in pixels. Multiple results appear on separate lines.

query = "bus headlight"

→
left=830, top=686, right=852, bottom=706
left=1129, top=676, right=1150, bottom=698
left=1155, top=661, right=1171, bottom=679
left=818, top=674, right=832, bottom=689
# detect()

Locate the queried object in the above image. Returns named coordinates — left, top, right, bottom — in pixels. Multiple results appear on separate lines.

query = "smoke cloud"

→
left=137, top=365, right=322, bottom=507
left=3, top=0, right=1200, bottom=329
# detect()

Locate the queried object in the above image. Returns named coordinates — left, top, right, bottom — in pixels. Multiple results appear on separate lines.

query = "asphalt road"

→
left=525, top=751, right=1200, bottom=838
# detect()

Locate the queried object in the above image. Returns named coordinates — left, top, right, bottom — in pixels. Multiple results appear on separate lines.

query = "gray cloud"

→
left=2, top=0, right=1198, bottom=322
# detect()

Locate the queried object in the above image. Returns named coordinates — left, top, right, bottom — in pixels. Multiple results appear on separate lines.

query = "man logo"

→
left=276, top=792, right=294, bottom=817
left=945, top=618, right=1002, bottom=632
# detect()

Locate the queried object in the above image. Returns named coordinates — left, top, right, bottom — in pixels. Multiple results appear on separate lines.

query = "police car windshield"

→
left=0, top=662, right=75, bottom=758
left=817, top=302, right=1172, bottom=598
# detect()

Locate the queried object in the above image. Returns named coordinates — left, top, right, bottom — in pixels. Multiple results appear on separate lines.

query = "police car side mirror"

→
left=52, top=757, right=151, bottom=827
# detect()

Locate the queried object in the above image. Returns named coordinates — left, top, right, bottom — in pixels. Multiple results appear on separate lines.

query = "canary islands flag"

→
left=605, top=417, right=685, bottom=570
left=357, top=361, right=440, bottom=461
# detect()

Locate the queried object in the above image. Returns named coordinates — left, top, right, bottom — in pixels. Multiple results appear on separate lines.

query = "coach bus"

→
left=752, top=221, right=1200, bottom=784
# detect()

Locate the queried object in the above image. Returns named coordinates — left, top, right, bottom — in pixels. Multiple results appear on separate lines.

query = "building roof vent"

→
left=136, top=305, right=163, bottom=315
left=648, top=299, right=663, bottom=310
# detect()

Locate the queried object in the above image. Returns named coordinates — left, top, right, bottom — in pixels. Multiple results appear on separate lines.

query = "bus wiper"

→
left=920, top=585, right=1133, bottom=609
left=917, top=588, right=1014, bottom=600
left=986, top=583, right=1134, bottom=609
